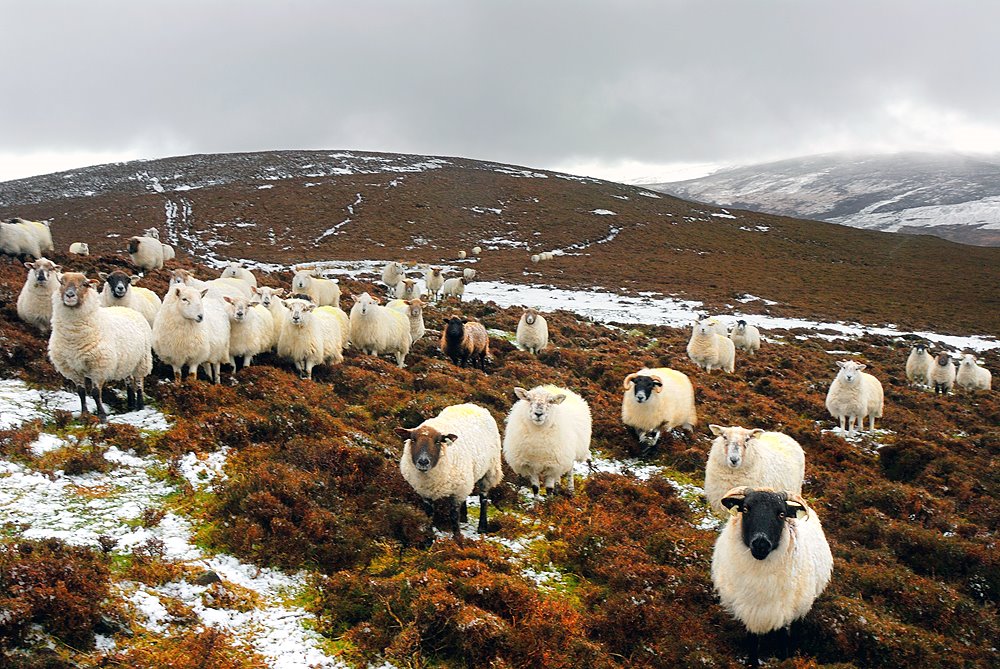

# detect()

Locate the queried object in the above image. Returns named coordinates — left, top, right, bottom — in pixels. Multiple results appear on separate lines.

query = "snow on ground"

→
left=0, top=379, right=171, bottom=431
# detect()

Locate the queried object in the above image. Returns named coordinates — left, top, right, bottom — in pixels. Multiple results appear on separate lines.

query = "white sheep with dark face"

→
left=621, top=368, right=697, bottom=456
left=516, top=308, right=549, bottom=354
left=905, top=343, right=934, bottom=387
left=928, top=352, right=957, bottom=395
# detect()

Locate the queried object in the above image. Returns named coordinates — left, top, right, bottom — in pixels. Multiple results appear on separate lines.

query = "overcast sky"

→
left=3, top=1, right=999, bottom=183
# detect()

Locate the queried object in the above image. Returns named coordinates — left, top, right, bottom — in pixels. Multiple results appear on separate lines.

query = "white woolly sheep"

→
left=928, top=353, right=957, bottom=394
left=956, top=353, right=992, bottom=391
left=321, top=305, right=351, bottom=353
left=381, top=261, right=405, bottom=294
left=291, top=268, right=340, bottom=307
left=515, top=308, right=549, bottom=354
left=250, top=287, right=288, bottom=350
left=621, top=367, right=697, bottom=455
left=388, top=298, right=427, bottom=343
left=530, top=254, right=540, bottom=264
left=458, top=250, right=467, bottom=259
left=48, top=272, right=153, bottom=421
left=0, top=219, right=42, bottom=259
left=704, top=425, right=805, bottom=518
left=16, top=258, right=61, bottom=332
left=98, top=270, right=162, bottom=328
left=11, top=218, right=54, bottom=255
left=398, top=278, right=422, bottom=302
left=471, top=246, right=482, bottom=255
left=503, top=385, right=592, bottom=498
left=687, top=319, right=736, bottom=373
left=161, top=244, right=175, bottom=261
left=729, top=320, right=761, bottom=355
left=424, top=267, right=445, bottom=300
left=349, top=293, right=410, bottom=368
left=825, top=360, right=884, bottom=434
left=463, top=268, right=477, bottom=281
left=220, top=261, right=258, bottom=287
left=396, top=403, right=503, bottom=540
left=905, top=343, right=934, bottom=387
left=277, top=298, right=344, bottom=379
left=69, top=242, right=90, bottom=256
left=153, top=284, right=231, bottom=384
left=712, top=487, right=833, bottom=666
left=127, top=235, right=165, bottom=271
left=441, top=277, right=467, bottom=300
left=223, top=296, right=274, bottom=370
left=143, top=227, right=161, bottom=240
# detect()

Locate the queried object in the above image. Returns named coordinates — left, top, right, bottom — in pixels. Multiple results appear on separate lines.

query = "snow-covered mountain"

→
left=648, top=152, right=1000, bottom=246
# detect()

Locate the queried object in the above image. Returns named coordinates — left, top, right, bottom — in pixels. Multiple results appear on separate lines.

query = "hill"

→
left=648, top=152, right=1000, bottom=247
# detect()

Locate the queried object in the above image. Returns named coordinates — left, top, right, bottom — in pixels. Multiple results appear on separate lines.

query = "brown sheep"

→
left=440, top=317, right=490, bottom=369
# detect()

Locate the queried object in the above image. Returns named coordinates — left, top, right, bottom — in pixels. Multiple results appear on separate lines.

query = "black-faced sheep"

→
left=440, top=317, right=490, bottom=370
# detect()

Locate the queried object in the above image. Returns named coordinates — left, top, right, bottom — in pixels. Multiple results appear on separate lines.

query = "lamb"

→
left=277, top=298, right=344, bottom=379
left=381, top=261, right=405, bottom=294
left=704, top=425, right=805, bottom=518
left=348, top=293, right=410, bottom=368
left=621, top=367, right=697, bottom=455
left=928, top=353, right=957, bottom=395
left=99, top=270, right=163, bottom=328
left=471, top=246, right=482, bottom=255
left=463, top=268, right=477, bottom=281
left=152, top=284, right=231, bottom=384
left=388, top=298, right=427, bottom=343
left=220, top=261, right=258, bottom=288
left=395, top=403, right=503, bottom=540
left=398, top=278, right=422, bottom=301
left=291, top=268, right=341, bottom=307
left=16, top=258, right=61, bottom=332
left=440, top=317, right=490, bottom=370
left=69, top=242, right=90, bottom=256
left=956, top=353, right=992, bottom=391
left=223, top=296, right=275, bottom=370
left=687, top=319, right=736, bottom=373
left=905, top=343, right=934, bottom=387
left=729, top=320, right=761, bottom=355
left=250, top=287, right=288, bottom=350
left=503, top=385, right=592, bottom=498
left=127, top=235, right=165, bottom=271
left=825, top=360, right=884, bottom=434
left=48, top=272, right=153, bottom=421
left=0, top=219, right=42, bottom=259
left=424, top=267, right=445, bottom=300
left=11, top=218, right=54, bottom=255
left=515, top=308, right=548, bottom=354
left=712, top=487, right=833, bottom=667
left=441, top=277, right=467, bottom=300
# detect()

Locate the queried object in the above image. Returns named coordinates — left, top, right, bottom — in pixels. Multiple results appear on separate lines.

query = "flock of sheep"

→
left=4, top=220, right=995, bottom=668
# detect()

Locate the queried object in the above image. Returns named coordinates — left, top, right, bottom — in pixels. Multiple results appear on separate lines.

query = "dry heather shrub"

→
left=108, top=627, right=267, bottom=669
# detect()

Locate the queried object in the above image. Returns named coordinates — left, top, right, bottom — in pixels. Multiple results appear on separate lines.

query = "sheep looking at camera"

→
left=621, top=368, right=697, bottom=454
left=515, top=308, right=549, bottom=354
left=17, top=258, right=61, bottom=332
left=825, top=360, right=883, bottom=435
left=956, top=353, right=992, bottom=391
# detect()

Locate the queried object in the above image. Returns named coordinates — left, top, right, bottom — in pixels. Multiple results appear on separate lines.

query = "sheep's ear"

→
left=304, top=304, right=316, bottom=312
left=53, top=265, right=62, bottom=272
left=709, top=424, right=725, bottom=437
left=836, top=361, right=846, bottom=368
left=441, top=434, right=458, bottom=446
left=87, top=279, right=100, bottom=290
left=857, top=363, right=867, bottom=370
left=721, top=487, right=750, bottom=515
left=223, top=296, right=234, bottom=304
left=749, top=429, right=765, bottom=439
left=173, top=286, right=183, bottom=297
left=97, top=271, right=107, bottom=279
left=784, top=498, right=808, bottom=520
left=550, top=393, right=567, bottom=405
left=404, top=299, right=412, bottom=305
left=57, top=274, right=66, bottom=285
left=275, top=289, right=286, bottom=297
left=129, top=275, right=141, bottom=284
left=514, top=387, right=529, bottom=401
left=251, top=286, right=259, bottom=294
left=199, top=288, right=209, bottom=298
left=393, top=427, right=412, bottom=440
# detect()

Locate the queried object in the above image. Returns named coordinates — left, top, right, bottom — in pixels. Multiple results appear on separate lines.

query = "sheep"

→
left=541, top=252, right=554, bottom=261
left=730, top=320, right=761, bottom=355
left=320, top=305, right=351, bottom=353
left=704, top=425, right=805, bottom=518
left=515, top=308, right=548, bottom=354
left=0, top=219, right=42, bottom=259
left=503, top=385, right=592, bottom=498
left=222, top=296, right=274, bottom=370
left=250, top=287, right=288, bottom=350
left=169, top=269, right=252, bottom=300
left=530, top=254, right=540, bottom=264
left=69, top=242, right=90, bottom=256
left=687, top=319, right=736, bottom=373
left=928, top=353, right=957, bottom=395
left=152, top=284, right=231, bottom=384
left=143, top=227, right=161, bottom=240
left=16, top=258, right=61, bottom=332
left=471, top=246, right=482, bottom=255
left=10, top=218, right=54, bottom=255
left=381, top=261, right=405, bottom=294
left=702, top=316, right=728, bottom=337
left=98, top=271, right=162, bottom=328
left=441, top=277, right=467, bottom=300
left=956, top=353, right=992, bottom=391
left=458, top=250, right=467, bottom=259
left=291, top=268, right=341, bottom=307
left=440, top=317, right=490, bottom=370
left=348, top=292, right=410, bottom=368
left=825, top=360, right=884, bottom=435
left=277, top=298, right=344, bottom=379
left=388, top=298, right=427, bottom=343
left=161, top=243, right=175, bottom=261
left=463, top=268, right=477, bottom=281
left=395, top=403, right=503, bottom=540
left=712, top=487, right=833, bottom=667
left=127, top=235, right=165, bottom=271
left=220, top=261, right=258, bottom=288
left=398, top=278, right=422, bottom=301
left=621, top=367, right=697, bottom=455
left=905, top=343, right=934, bottom=387
left=48, top=272, right=153, bottom=421
left=424, top=267, right=445, bottom=300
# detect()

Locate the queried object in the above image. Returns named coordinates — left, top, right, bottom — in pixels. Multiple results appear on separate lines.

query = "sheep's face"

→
left=733, top=320, right=747, bottom=334
left=222, top=263, right=243, bottom=279
left=960, top=354, right=977, bottom=369
left=354, top=293, right=376, bottom=316
left=444, top=317, right=465, bottom=341
left=835, top=360, right=865, bottom=383
left=523, top=310, right=537, bottom=326
left=696, top=321, right=712, bottom=336
left=292, top=271, right=312, bottom=292
left=224, top=296, right=251, bottom=322
left=431, top=268, right=442, bottom=278
left=709, top=425, right=765, bottom=469
left=256, top=287, right=283, bottom=307
left=143, top=228, right=160, bottom=239
left=722, top=488, right=806, bottom=561
left=396, top=426, right=456, bottom=472
left=913, top=343, right=928, bottom=354
left=405, top=300, right=423, bottom=318
left=170, top=269, right=193, bottom=287
left=514, top=387, right=566, bottom=426
left=26, top=259, right=59, bottom=285
left=172, top=286, right=206, bottom=322
left=936, top=353, right=953, bottom=367
left=127, top=237, right=142, bottom=254
left=286, top=299, right=315, bottom=326
left=627, top=374, right=663, bottom=404
left=101, top=271, right=133, bottom=299
left=57, top=272, right=97, bottom=308
left=75, top=243, right=89, bottom=254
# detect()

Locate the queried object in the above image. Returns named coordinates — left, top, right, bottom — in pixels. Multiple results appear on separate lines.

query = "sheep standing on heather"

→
left=956, top=353, right=992, bottom=391
left=396, top=403, right=503, bottom=540
left=277, top=298, right=344, bottom=379
left=348, top=292, right=410, bottom=368
left=503, top=386, right=592, bottom=498
left=251, top=287, right=288, bottom=350
left=99, top=271, right=162, bottom=328
left=515, top=308, right=548, bottom=354
left=292, top=268, right=341, bottom=307
left=220, top=262, right=258, bottom=288
left=388, top=298, right=427, bottom=343
left=127, top=235, right=165, bottom=272
left=825, top=360, right=883, bottom=435
left=381, top=261, right=405, bottom=296
left=712, top=487, right=833, bottom=667
left=48, top=273, right=153, bottom=421
left=17, top=258, right=61, bottom=332
left=69, top=242, right=90, bottom=256
left=905, top=343, right=934, bottom=387
left=441, top=277, right=467, bottom=300
left=223, top=296, right=274, bottom=370
left=687, top=319, right=736, bottom=372
left=929, top=353, right=957, bottom=394
left=621, top=367, right=697, bottom=455
left=704, top=425, right=805, bottom=517
left=440, top=317, right=490, bottom=370
left=424, top=267, right=445, bottom=300
left=730, top=320, right=761, bottom=355
left=463, top=268, right=477, bottom=281
left=153, top=285, right=231, bottom=384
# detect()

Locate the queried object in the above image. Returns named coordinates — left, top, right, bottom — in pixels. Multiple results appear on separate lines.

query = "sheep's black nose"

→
left=750, top=537, right=772, bottom=560
left=196, top=314, right=204, bottom=323
left=729, top=456, right=739, bottom=466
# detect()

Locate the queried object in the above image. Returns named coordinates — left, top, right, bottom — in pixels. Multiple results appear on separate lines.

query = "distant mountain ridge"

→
left=648, top=152, right=1000, bottom=246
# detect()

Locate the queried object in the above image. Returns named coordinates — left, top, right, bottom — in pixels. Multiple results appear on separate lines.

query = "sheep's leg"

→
left=530, top=474, right=541, bottom=500
left=544, top=474, right=557, bottom=497
left=869, top=414, right=876, bottom=431
left=244, top=355, right=253, bottom=368
left=395, top=351, right=406, bottom=368
left=135, top=378, right=145, bottom=410
left=838, top=415, right=845, bottom=433
left=460, top=353, right=468, bottom=368
left=77, top=384, right=89, bottom=416
left=566, top=470, right=575, bottom=495
left=421, top=498, right=434, bottom=517
left=449, top=497, right=462, bottom=541
left=477, top=492, right=489, bottom=533
left=304, top=361, right=315, bottom=380
left=460, top=500, right=468, bottom=523
left=92, top=383, right=108, bottom=423
left=746, top=632, right=760, bottom=667
left=126, top=382, right=136, bottom=411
